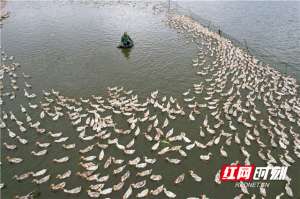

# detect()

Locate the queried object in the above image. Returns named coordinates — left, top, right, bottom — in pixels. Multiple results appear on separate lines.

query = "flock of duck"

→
left=1, top=3, right=300, bottom=199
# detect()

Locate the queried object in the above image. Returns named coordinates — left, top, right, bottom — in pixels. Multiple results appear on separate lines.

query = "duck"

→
left=53, top=156, right=69, bottom=163
left=174, top=173, right=185, bottom=184
left=113, top=181, right=124, bottom=191
left=220, top=146, right=228, bottom=157
left=189, top=170, right=202, bottom=182
left=32, top=169, right=47, bottom=177
left=136, top=169, right=152, bottom=177
left=56, top=170, right=71, bottom=179
left=229, top=121, right=237, bottom=131
left=64, top=186, right=82, bottom=194
left=189, top=111, right=195, bottom=120
left=200, top=152, right=212, bottom=161
left=36, top=141, right=51, bottom=148
left=166, top=157, right=181, bottom=164
left=275, top=192, right=284, bottom=199
left=3, top=142, right=17, bottom=150
left=13, top=172, right=33, bottom=181
left=136, top=188, right=149, bottom=198
left=150, top=185, right=164, bottom=196
left=123, top=185, right=133, bottom=199
left=163, top=188, right=176, bottom=198
left=50, top=182, right=66, bottom=191
left=31, top=149, right=47, bottom=156
left=132, top=180, right=146, bottom=189
left=62, top=143, right=76, bottom=149
left=6, top=156, right=23, bottom=164
left=87, top=190, right=101, bottom=198
left=150, top=174, right=162, bottom=181
left=32, top=175, right=51, bottom=185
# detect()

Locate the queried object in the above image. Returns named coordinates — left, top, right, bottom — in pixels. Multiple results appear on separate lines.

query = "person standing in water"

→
left=121, top=32, right=133, bottom=47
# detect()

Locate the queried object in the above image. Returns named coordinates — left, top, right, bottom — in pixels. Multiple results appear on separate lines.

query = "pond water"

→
left=1, top=1, right=299, bottom=199
left=2, top=1, right=198, bottom=97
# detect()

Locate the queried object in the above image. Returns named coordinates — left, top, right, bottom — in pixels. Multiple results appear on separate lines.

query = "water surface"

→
left=1, top=1, right=299, bottom=199
left=176, top=1, right=300, bottom=79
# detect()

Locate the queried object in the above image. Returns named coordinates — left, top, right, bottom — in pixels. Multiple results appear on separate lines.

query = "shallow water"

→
left=2, top=1, right=199, bottom=97
left=1, top=1, right=300, bottom=199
